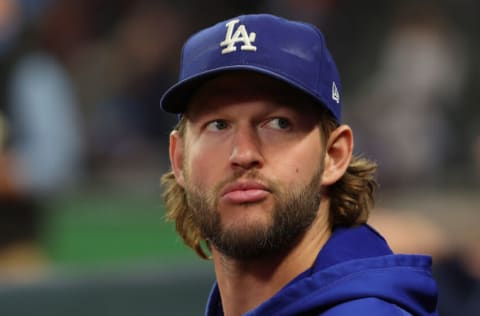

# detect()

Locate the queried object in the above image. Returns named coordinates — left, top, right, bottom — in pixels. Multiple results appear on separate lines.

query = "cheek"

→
left=272, top=161, right=318, bottom=189
left=267, top=141, right=323, bottom=186
left=184, top=142, right=227, bottom=187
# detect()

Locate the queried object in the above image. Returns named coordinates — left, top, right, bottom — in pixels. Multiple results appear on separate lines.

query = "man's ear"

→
left=169, top=130, right=185, bottom=188
left=321, top=125, right=353, bottom=186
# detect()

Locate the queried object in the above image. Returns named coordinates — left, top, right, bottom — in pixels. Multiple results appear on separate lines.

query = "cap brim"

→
left=160, top=65, right=320, bottom=114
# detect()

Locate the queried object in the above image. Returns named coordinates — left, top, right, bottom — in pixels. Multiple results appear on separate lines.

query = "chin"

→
left=220, top=203, right=274, bottom=228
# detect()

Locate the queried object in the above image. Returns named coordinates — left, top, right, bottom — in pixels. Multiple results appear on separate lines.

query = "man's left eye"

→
left=266, top=118, right=291, bottom=130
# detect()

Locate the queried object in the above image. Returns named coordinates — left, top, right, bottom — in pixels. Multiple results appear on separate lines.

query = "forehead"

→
left=186, top=72, right=318, bottom=116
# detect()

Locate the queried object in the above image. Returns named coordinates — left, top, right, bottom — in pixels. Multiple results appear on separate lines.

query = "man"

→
left=160, top=14, right=438, bottom=315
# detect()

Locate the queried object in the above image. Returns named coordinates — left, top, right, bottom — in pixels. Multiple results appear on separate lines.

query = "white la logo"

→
left=220, top=19, right=257, bottom=54
left=332, top=81, right=340, bottom=104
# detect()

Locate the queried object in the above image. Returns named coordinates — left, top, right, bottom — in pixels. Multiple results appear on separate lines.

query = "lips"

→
left=220, top=181, right=270, bottom=204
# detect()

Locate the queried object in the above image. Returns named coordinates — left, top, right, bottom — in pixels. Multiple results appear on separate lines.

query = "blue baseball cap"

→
left=160, top=14, right=342, bottom=122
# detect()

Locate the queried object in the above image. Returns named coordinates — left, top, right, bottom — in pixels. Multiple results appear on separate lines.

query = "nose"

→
left=229, top=125, right=264, bottom=171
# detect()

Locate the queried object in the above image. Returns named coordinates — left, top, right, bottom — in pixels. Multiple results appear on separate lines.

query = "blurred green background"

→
left=43, top=191, right=191, bottom=268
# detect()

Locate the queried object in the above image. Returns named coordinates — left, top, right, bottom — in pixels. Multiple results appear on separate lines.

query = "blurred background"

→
left=0, top=0, right=478, bottom=315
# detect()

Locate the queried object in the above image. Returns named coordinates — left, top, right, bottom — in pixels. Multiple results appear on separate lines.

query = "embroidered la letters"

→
left=220, top=19, right=257, bottom=54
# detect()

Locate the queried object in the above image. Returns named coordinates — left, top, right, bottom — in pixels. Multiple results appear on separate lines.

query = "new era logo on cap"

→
left=332, top=81, right=340, bottom=104
left=160, top=14, right=342, bottom=122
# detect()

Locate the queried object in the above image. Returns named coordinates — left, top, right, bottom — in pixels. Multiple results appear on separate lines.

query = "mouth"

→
left=220, top=181, right=271, bottom=204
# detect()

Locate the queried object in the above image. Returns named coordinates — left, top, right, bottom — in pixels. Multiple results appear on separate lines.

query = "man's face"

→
left=175, top=73, right=326, bottom=260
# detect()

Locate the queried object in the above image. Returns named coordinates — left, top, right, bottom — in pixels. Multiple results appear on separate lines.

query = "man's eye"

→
left=206, top=120, right=228, bottom=131
left=266, top=118, right=291, bottom=130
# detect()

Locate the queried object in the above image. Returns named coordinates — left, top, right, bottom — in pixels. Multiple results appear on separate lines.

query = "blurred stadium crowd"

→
left=0, top=0, right=479, bottom=315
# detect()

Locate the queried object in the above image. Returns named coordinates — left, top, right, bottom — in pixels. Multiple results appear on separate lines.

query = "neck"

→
left=211, top=202, right=331, bottom=316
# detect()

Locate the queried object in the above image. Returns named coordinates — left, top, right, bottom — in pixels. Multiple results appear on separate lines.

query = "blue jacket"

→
left=205, top=224, right=438, bottom=315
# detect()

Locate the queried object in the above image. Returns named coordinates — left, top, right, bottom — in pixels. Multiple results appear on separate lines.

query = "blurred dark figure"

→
left=0, top=0, right=87, bottom=279
left=346, top=3, right=467, bottom=188
left=0, top=197, right=46, bottom=280
left=1, top=0, right=85, bottom=196
left=72, top=1, right=187, bottom=186
left=434, top=244, right=480, bottom=316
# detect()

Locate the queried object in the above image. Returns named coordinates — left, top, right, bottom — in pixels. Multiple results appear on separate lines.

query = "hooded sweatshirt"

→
left=205, top=224, right=438, bottom=316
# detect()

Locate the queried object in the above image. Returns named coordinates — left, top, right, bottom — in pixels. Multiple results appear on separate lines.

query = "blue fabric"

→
left=205, top=224, right=438, bottom=316
left=321, top=298, right=413, bottom=316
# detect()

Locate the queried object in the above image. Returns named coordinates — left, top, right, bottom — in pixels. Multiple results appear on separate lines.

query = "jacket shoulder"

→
left=320, top=297, right=412, bottom=316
